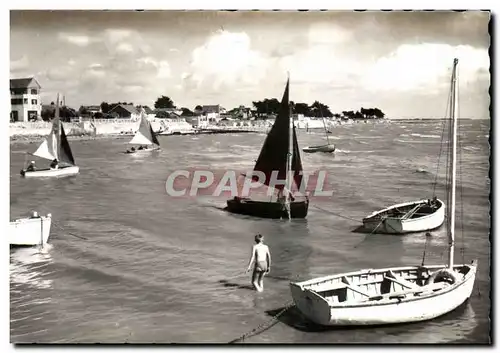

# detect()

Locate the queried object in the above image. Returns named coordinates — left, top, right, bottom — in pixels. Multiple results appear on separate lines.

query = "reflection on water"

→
left=10, top=245, right=54, bottom=291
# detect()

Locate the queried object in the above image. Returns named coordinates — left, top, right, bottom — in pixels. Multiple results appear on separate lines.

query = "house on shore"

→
left=10, top=77, right=42, bottom=122
left=108, top=104, right=141, bottom=120
left=201, top=105, right=226, bottom=123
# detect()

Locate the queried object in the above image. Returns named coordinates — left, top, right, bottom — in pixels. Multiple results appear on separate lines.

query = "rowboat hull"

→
left=302, top=144, right=335, bottom=153
left=225, top=197, right=309, bottom=219
left=20, top=166, right=80, bottom=178
left=362, top=199, right=445, bottom=234
left=9, top=215, right=52, bottom=246
left=290, top=261, right=477, bottom=326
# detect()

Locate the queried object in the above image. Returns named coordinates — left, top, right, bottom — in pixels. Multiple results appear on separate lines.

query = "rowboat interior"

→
left=368, top=200, right=443, bottom=221
left=298, top=265, right=472, bottom=306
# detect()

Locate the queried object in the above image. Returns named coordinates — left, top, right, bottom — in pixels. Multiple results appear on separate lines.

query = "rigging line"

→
left=432, top=72, right=453, bottom=197
left=457, top=75, right=466, bottom=264
left=311, top=205, right=363, bottom=223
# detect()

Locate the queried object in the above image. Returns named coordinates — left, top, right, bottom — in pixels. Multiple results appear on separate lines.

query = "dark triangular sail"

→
left=59, top=122, right=76, bottom=166
left=252, top=79, right=290, bottom=189
left=149, top=122, right=160, bottom=146
left=291, top=125, right=304, bottom=190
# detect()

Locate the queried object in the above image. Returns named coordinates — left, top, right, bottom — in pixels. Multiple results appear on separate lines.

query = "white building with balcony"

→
left=10, top=77, right=42, bottom=122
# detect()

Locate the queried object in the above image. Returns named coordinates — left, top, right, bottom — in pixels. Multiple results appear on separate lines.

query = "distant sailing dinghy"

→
left=20, top=95, right=79, bottom=178
left=303, top=112, right=335, bottom=153
left=362, top=198, right=445, bottom=234
left=9, top=211, right=52, bottom=246
left=290, top=58, right=477, bottom=327
left=225, top=76, right=309, bottom=219
left=125, top=114, right=161, bottom=154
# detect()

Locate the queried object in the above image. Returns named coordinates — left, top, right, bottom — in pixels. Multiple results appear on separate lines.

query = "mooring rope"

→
left=311, top=205, right=363, bottom=223
left=228, top=301, right=295, bottom=344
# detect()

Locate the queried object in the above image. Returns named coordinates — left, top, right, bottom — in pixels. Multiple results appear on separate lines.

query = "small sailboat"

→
left=362, top=198, right=445, bottom=234
left=290, top=58, right=477, bottom=326
left=9, top=211, right=52, bottom=246
left=125, top=114, right=161, bottom=154
left=303, top=110, right=335, bottom=153
left=20, top=95, right=79, bottom=178
left=225, top=76, right=309, bottom=219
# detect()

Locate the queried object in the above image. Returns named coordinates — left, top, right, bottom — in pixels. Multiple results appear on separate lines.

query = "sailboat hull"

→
left=20, top=166, right=80, bottom=178
left=362, top=199, right=445, bottom=234
left=9, top=215, right=52, bottom=246
left=225, top=198, right=309, bottom=219
left=303, top=144, right=336, bottom=153
left=290, top=261, right=477, bottom=326
left=124, top=147, right=161, bottom=154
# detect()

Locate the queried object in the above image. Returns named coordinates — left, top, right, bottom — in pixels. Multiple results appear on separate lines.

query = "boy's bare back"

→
left=253, top=243, right=270, bottom=262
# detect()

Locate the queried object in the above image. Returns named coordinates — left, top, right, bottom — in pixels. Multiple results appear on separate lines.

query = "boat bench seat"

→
left=368, top=281, right=447, bottom=301
left=384, top=271, right=419, bottom=289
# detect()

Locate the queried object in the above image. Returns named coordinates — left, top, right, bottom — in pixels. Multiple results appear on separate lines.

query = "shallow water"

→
left=10, top=119, right=491, bottom=343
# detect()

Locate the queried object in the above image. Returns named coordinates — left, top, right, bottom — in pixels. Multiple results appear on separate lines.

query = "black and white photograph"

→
left=7, top=5, right=492, bottom=346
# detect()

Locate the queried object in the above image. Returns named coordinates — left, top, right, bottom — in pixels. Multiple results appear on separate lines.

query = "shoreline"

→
left=9, top=129, right=267, bottom=145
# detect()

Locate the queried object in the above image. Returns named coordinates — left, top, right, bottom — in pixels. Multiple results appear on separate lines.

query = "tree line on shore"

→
left=39, top=95, right=385, bottom=121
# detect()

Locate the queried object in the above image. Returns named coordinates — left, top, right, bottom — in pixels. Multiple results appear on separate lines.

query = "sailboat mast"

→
left=448, top=58, right=459, bottom=270
left=321, top=111, right=330, bottom=145
left=285, top=73, right=292, bottom=219
left=55, top=93, right=61, bottom=161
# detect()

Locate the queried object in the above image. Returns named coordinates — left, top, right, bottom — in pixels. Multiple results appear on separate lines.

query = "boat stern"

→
left=290, top=282, right=331, bottom=325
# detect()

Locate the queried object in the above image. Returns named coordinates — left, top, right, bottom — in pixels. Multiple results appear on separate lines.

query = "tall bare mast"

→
left=448, top=58, right=459, bottom=269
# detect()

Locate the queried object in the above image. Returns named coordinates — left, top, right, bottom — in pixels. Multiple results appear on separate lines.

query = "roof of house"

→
left=202, top=105, right=220, bottom=113
left=154, top=107, right=180, bottom=113
left=109, top=104, right=139, bottom=115
left=138, top=106, right=154, bottom=114
left=10, top=77, right=41, bottom=89
left=83, top=105, right=101, bottom=111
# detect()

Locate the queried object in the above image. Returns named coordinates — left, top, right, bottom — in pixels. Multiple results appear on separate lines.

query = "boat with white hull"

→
left=362, top=198, right=445, bottom=234
left=20, top=94, right=79, bottom=178
left=290, top=58, right=477, bottom=327
left=9, top=212, right=52, bottom=246
left=302, top=110, right=335, bottom=154
left=290, top=263, right=477, bottom=326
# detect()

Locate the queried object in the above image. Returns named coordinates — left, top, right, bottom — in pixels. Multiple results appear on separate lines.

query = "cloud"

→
left=10, top=55, right=29, bottom=71
left=182, top=30, right=269, bottom=91
left=58, top=33, right=92, bottom=46
left=116, top=42, right=134, bottom=54
left=362, top=43, right=490, bottom=92
left=104, top=29, right=133, bottom=44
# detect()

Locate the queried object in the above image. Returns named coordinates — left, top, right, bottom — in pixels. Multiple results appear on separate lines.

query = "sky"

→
left=10, top=10, right=490, bottom=119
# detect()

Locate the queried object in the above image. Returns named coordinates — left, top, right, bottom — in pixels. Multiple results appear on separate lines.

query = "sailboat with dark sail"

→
left=20, top=95, right=79, bottom=178
left=225, top=77, right=309, bottom=219
left=125, top=113, right=161, bottom=154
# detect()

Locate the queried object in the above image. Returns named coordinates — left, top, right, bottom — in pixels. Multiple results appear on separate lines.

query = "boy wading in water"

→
left=246, top=234, right=271, bottom=292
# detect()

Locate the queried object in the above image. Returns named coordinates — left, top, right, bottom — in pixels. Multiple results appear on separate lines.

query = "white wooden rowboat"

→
left=290, top=58, right=477, bottom=327
left=9, top=212, right=52, bottom=246
left=21, top=166, right=80, bottom=178
left=290, top=262, right=477, bottom=326
left=362, top=198, right=445, bottom=234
